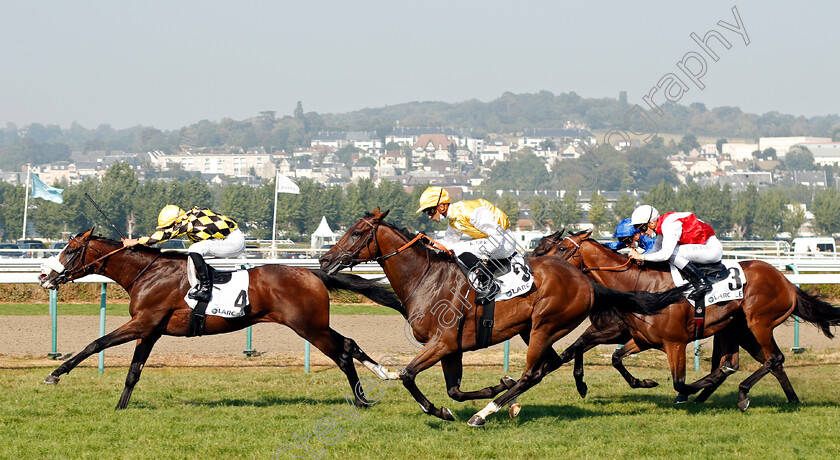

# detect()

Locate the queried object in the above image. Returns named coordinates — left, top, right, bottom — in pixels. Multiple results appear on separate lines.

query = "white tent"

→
left=310, top=216, right=338, bottom=249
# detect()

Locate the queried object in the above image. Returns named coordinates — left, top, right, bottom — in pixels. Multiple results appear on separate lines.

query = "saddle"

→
left=696, top=262, right=728, bottom=281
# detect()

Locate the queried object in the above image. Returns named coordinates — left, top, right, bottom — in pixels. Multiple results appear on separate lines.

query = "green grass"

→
left=2, top=355, right=839, bottom=459
left=0, top=302, right=400, bottom=316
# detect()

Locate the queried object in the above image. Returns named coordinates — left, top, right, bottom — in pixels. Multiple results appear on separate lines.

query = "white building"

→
left=799, top=142, right=840, bottom=166
left=147, top=151, right=274, bottom=179
left=722, top=143, right=759, bottom=161
left=758, top=137, right=831, bottom=157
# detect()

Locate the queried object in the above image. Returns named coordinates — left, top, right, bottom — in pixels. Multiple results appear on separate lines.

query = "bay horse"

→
left=533, top=230, right=840, bottom=409
left=319, top=209, right=689, bottom=426
left=38, top=228, right=404, bottom=409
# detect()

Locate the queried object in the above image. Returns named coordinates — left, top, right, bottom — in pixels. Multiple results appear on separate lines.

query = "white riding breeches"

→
left=669, top=235, right=723, bottom=269
left=449, top=229, right=517, bottom=260
left=187, top=229, right=246, bottom=259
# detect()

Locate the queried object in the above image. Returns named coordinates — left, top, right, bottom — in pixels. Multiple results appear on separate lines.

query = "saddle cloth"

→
left=668, top=260, right=745, bottom=307
left=493, top=253, right=534, bottom=302
left=185, top=268, right=250, bottom=318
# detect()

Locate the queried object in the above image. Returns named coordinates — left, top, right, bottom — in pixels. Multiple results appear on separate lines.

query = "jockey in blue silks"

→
left=603, top=218, right=655, bottom=252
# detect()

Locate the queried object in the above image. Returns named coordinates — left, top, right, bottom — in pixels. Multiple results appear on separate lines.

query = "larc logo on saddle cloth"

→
left=185, top=269, right=250, bottom=318
left=668, top=260, right=745, bottom=308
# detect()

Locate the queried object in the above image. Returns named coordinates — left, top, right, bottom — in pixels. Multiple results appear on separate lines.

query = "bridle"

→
left=50, top=234, right=152, bottom=288
left=332, top=217, right=450, bottom=269
left=557, top=236, right=632, bottom=274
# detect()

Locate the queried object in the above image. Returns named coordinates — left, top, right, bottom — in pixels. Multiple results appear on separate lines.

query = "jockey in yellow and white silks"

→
left=123, top=205, right=245, bottom=302
left=417, top=186, right=516, bottom=302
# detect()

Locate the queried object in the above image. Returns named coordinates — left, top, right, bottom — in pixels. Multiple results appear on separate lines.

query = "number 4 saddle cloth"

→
left=185, top=267, right=250, bottom=318
left=668, top=260, right=746, bottom=308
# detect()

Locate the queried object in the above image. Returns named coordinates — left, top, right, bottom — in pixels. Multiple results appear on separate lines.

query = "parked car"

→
left=49, top=242, right=67, bottom=255
left=19, top=242, right=48, bottom=258
left=0, top=243, right=23, bottom=258
left=154, top=239, right=188, bottom=252
left=244, top=239, right=262, bottom=259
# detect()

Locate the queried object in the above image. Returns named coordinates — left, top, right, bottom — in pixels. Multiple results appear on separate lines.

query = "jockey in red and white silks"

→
left=627, top=205, right=722, bottom=299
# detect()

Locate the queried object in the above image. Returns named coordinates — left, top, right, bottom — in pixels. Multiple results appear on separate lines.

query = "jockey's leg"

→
left=673, top=236, right=722, bottom=300
left=187, top=252, right=212, bottom=301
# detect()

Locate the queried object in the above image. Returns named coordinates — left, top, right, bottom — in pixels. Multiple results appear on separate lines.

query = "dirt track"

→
left=0, top=314, right=836, bottom=369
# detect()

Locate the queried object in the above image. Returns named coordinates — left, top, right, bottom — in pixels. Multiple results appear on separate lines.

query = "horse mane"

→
left=580, top=236, right=671, bottom=274
left=88, top=233, right=184, bottom=258
left=363, top=213, right=450, bottom=261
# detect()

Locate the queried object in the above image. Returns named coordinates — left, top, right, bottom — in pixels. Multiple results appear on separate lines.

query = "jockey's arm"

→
left=137, top=225, right=182, bottom=246
left=471, top=207, right=509, bottom=254
left=640, top=218, right=681, bottom=263
left=440, top=226, right=462, bottom=249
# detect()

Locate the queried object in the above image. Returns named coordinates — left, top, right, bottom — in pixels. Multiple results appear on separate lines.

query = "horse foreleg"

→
left=44, top=319, right=145, bottom=384
left=561, top=322, right=635, bottom=397
left=399, top=345, right=456, bottom=421
left=612, top=340, right=659, bottom=389
left=116, top=334, right=161, bottom=410
left=692, top=332, right=741, bottom=404
left=663, top=341, right=693, bottom=404
left=441, top=353, right=515, bottom=402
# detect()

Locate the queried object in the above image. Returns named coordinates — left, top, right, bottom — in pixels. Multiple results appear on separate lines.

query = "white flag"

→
left=275, top=172, right=300, bottom=194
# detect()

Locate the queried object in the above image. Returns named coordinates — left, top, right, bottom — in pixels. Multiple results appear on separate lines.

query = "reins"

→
left=561, top=236, right=633, bottom=274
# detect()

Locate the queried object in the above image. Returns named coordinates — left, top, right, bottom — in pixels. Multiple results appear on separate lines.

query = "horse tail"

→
left=310, top=269, right=406, bottom=317
left=589, top=282, right=688, bottom=324
left=793, top=287, right=840, bottom=339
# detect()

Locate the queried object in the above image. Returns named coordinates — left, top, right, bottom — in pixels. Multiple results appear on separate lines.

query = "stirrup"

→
left=188, top=285, right=211, bottom=302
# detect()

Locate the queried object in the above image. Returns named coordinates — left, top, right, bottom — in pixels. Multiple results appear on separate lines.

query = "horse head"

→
left=531, top=229, right=565, bottom=257
left=320, top=208, right=390, bottom=275
left=39, top=228, right=100, bottom=289
left=550, top=229, right=594, bottom=269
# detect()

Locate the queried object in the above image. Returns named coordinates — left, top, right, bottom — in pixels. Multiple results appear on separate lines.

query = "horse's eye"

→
left=351, top=230, right=361, bottom=237
left=559, top=247, right=566, bottom=252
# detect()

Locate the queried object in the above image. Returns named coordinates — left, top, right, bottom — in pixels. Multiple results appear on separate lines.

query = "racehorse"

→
left=39, top=228, right=404, bottom=409
left=319, top=209, right=689, bottom=426
left=533, top=229, right=840, bottom=409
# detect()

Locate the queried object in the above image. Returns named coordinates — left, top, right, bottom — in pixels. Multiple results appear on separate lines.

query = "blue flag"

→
left=31, top=173, right=64, bottom=204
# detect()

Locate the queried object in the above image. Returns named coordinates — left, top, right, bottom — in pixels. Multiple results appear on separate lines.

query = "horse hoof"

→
left=501, top=376, right=517, bottom=389
left=673, top=395, right=688, bottom=404
left=467, top=414, right=486, bottom=427
left=440, top=407, right=455, bottom=421
left=641, top=379, right=659, bottom=388
left=509, top=402, right=521, bottom=419
left=44, top=375, right=59, bottom=384
left=738, top=398, right=750, bottom=412
left=576, top=383, right=588, bottom=399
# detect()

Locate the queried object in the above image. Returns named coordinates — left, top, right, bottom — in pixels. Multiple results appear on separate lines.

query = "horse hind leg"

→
left=737, top=330, right=799, bottom=406
left=441, top=353, right=516, bottom=403
left=612, top=340, right=659, bottom=389
left=340, top=330, right=395, bottom=381
left=116, top=334, right=161, bottom=410
left=319, top=329, right=368, bottom=407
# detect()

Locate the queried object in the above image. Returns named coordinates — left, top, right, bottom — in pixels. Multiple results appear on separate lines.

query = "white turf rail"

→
left=0, top=255, right=837, bottom=285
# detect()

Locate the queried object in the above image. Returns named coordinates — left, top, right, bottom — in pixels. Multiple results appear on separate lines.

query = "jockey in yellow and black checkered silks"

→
left=124, top=205, right=245, bottom=302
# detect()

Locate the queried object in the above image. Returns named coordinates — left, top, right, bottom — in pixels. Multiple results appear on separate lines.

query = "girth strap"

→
left=476, top=300, right=495, bottom=348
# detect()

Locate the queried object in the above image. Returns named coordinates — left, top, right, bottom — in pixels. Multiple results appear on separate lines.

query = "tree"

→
left=644, top=181, right=677, bottom=213
left=716, top=138, right=728, bottom=155
left=812, top=188, right=840, bottom=235
left=587, top=192, right=611, bottom=238
left=783, top=145, right=815, bottom=171
left=783, top=203, right=806, bottom=238
left=612, top=193, right=637, bottom=225
left=677, top=134, right=700, bottom=154
left=497, top=194, right=520, bottom=226
left=551, top=193, right=582, bottom=230
left=731, top=184, right=759, bottom=239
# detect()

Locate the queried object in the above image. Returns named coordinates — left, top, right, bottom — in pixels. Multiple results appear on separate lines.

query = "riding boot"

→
left=188, top=252, right=212, bottom=302
left=457, top=252, right=500, bottom=305
left=680, top=262, right=712, bottom=301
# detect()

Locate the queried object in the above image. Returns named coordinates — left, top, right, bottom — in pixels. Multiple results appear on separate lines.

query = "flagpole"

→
left=21, top=166, right=31, bottom=241
left=272, top=171, right=279, bottom=259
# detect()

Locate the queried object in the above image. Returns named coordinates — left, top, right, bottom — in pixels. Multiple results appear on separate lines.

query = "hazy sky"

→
left=1, top=1, right=837, bottom=130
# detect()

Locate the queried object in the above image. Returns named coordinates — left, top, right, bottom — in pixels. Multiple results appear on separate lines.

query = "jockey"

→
left=627, top=205, right=723, bottom=300
left=604, top=218, right=655, bottom=252
left=416, top=186, right=516, bottom=303
left=122, top=205, right=245, bottom=302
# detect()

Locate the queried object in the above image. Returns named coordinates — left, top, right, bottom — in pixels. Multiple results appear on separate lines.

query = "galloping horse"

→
left=39, top=228, right=404, bottom=409
left=319, top=209, right=689, bottom=426
left=533, top=230, right=840, bottom=409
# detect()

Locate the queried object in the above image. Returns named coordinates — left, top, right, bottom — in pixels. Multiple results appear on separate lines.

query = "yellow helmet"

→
left=157, top=205, right=185, bottom=228
left=416, top=186, right=450, bottom=213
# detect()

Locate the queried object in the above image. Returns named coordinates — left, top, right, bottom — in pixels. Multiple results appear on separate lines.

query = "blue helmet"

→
left=613, top=218, right=637, bottom=239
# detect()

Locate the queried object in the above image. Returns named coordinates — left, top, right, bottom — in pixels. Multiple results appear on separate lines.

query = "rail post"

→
left=694, top=340, right=701, bottom=371
left=304, top=341, right=311, bottom=373
left=503, top=339, right=510, bottom=372
left=98, top=283, right=107, bottom=373
left=786, top=263, right=806, bottom=354
left=47, top=289, right=61, bottom=359
left=243, top=326, right=257, bottom=357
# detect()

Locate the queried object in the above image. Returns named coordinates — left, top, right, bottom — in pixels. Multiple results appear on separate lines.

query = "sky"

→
left=1, top=1, right=837, bottom=131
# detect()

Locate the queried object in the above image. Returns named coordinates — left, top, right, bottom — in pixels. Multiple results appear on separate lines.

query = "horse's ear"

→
left=379, top=209, right=390, bottom=220
left=372, top=207, right=381, bottom=215
left=557, top=228, right=565, bottom=238
left=582, top=229, right=593, bottom=240
left=81, top=228, right=95, bottom=239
